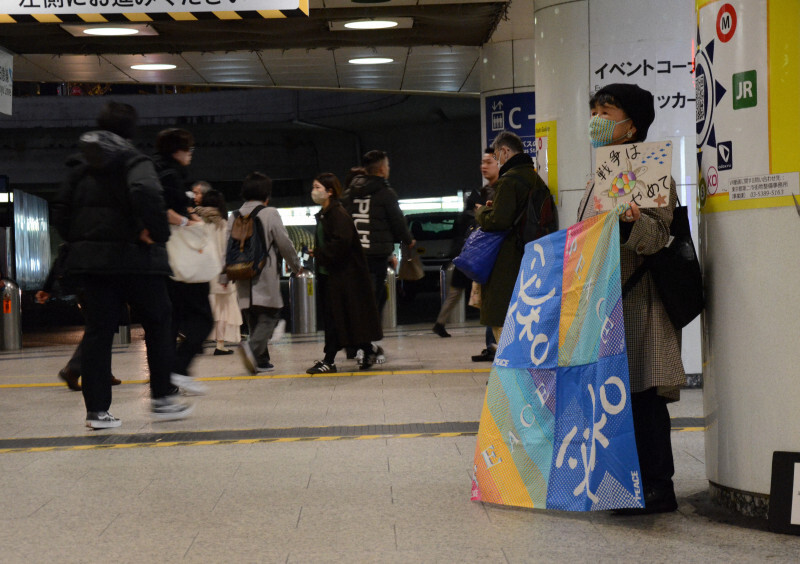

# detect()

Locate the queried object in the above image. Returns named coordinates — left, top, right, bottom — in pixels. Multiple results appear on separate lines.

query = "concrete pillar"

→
left=533, top=0, right=701, bottom=375
left=696, top=0, right=800, bottom=516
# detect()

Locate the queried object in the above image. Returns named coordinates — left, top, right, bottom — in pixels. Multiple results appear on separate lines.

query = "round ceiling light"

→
left=344, top=20, right=398, bottom=30
left=83, top=27, right=140, bottom=36
left=130, top=64, right=176, bottom=71
left=348, top=57, right=394, bottom=65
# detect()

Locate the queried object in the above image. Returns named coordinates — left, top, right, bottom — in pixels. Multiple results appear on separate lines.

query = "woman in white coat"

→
left=195, top=189, right=242, bottom=355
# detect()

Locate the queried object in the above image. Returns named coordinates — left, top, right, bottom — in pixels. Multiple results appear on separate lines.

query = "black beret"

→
left=591, top=83, right=655, bottom=141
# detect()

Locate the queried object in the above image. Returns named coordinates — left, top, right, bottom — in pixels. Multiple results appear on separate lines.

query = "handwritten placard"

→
left=592, top=141, right=673, bottom=212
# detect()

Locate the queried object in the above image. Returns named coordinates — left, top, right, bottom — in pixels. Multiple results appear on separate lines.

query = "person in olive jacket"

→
left=52, top=102, right=193, bottom=429
left=475, top=131, right=549, bottom=342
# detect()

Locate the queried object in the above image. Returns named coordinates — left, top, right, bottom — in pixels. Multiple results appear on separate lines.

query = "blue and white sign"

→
left=484, top=92, right=536, bottom=159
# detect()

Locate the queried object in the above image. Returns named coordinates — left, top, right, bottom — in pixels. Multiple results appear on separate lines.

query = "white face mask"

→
left=311, top=188, right=329, bottom=205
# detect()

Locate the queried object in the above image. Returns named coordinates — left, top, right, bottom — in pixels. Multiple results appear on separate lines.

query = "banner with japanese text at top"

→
left=471, top=210, right=643, bottom=511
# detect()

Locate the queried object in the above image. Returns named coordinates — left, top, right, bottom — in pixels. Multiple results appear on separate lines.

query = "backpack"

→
left=514, top=181, right=559, bottom=252
left=224, top=205, right=269, bottom=281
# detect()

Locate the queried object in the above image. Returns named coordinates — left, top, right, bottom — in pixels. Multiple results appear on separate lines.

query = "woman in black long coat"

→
left=306, top=173, right=383, bottom=373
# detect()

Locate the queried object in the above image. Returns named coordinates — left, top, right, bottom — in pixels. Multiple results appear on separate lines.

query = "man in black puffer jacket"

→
left=341, top=150, right=415, bottom=367
left=52, top=102, right=193, bottom=429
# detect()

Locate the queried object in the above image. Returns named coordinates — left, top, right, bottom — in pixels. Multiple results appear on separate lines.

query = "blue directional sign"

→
left=485, top=92, right=536, bottom=159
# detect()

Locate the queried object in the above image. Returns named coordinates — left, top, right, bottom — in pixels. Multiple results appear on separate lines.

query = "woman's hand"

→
left=622, top=202, right=641, bottom=223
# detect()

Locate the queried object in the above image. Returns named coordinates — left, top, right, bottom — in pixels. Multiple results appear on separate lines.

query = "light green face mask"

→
left=589, top=116, right=631, bottom=148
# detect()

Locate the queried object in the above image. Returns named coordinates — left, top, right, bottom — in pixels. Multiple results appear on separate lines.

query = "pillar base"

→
left=709, top=481, right=768, bottom=519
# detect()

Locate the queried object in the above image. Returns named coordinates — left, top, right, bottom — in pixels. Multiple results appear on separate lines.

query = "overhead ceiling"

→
left=2, top=0, right=507, bottom=94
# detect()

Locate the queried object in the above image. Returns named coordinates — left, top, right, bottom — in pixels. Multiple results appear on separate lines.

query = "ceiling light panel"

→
left=180, top=52, right=270, bottom=84
left=329, top=17, right=413, bottom=31
left=102, top=54, right=203, bottom=84
left=61, top=23, right=159, bottom=37
left=335, top=47, right=407, bottom=90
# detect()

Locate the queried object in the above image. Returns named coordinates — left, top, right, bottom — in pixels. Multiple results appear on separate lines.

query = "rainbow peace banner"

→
left=471, top=210, right=644, bottom=511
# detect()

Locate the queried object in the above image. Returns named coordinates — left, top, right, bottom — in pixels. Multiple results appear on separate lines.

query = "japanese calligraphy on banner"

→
left=591, top=141, right=673, bottom=212
left=10, top=0, right=303, bottom=15
left=0, top=49, right=11, bottom=116
left=471, top=210, right=643, bottom=512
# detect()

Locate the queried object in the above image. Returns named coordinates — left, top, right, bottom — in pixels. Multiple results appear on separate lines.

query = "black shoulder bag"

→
left=621, top=203, right=704, bottom=329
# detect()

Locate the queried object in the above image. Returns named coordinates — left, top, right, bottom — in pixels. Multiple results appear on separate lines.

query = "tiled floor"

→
left=1, top=323, right=798, bottom=563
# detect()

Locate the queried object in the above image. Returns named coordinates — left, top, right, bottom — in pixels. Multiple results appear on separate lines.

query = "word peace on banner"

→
left=471, top=211, right=643, bottom=511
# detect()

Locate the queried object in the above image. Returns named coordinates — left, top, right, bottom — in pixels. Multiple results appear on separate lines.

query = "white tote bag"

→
left=166, top=222, right=221, bottom=283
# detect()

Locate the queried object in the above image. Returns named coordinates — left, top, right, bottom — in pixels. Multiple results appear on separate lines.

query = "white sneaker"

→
left=151, top=395, right=194, bottom=422
left=238, top=342, right=258, bottom=375
left=269, top=319, right=286, bottom=344
left=86, top=411, right=121, bottom=429
left=170, top=373, right=208, bottom=396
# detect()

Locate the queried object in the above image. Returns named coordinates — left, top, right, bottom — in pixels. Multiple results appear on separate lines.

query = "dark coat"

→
left=152, top=154, right=192, bottom=216
left=341, top=174, right=413, bottom=258
left=52, top=130, right=171, bottom=276
left=476, top=152, right=547, bottom=327
left=314, top=200, right=383, bottom=346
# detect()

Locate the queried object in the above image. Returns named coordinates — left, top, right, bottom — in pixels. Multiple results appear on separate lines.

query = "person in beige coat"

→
left=228, top=172, right=302, bottom=374
left=578, top=83, right=685, bottom=515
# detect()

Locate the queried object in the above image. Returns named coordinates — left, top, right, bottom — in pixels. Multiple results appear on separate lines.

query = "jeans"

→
left=80, top=274, right=174, bottom=412
left=243, top=305, right=281, bottom=365
left=168, top=280, right=214, bottom=376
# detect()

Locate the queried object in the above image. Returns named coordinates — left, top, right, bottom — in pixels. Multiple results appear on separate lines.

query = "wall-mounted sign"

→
left=5, top=0, right=307, bottom=17
left=484, top=92, right=536, bottom=160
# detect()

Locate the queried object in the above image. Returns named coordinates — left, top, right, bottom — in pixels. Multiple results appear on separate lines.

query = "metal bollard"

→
left=440, top=263, right=465, bottom=325
left=0, top=278, right=22, bottom=351
left=382, top=266, right=397, bottom=329
left=290, top=270, right=316, bottom=334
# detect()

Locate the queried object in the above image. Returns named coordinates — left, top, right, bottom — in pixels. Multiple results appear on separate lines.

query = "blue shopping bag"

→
left=452, top=228, right=508, bottom=284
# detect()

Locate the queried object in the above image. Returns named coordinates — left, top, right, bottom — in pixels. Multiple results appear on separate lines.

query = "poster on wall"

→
left=591, top=141, right=673, bottom=212
left=696, top=0, right=800, bottom=212
left=0, top=49, right=12, bottom=116
left=535, top=121, right=559, bottom=204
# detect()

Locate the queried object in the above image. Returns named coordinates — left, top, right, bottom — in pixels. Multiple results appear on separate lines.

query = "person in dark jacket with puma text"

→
left=52, top=102, right=193, bottom=429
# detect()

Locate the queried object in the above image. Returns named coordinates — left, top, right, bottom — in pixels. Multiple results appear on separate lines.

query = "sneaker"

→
left=471, top=348, right=496, bottom=362
left=432, top=323, right=451, bottom=338
left=355, top=349, right=364, bottom=365
left=85, top=411, right=121, bottom=429
left=269, top=319, right=286, bottom=344
left=238, top=342, right=258, bottom=375
left=59, top=367, right=81, bottom=391
left=360, top=346, right=384, bottom=371
left=151, top=395, right=195, bottom=422
left=306, top=361, right=337, bottom=374
left=257, top=362, right=275, bottom=373
left=170, top=373, right=208, bottom=396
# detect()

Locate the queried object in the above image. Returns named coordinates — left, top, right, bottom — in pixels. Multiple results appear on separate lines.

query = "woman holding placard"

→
left=577, top=83, right=686, bottom=515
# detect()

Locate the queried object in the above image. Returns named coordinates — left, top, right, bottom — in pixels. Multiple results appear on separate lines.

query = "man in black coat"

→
left=341, top=150, right=415, bottom=319
left=52, top=102, right=193, bottom=429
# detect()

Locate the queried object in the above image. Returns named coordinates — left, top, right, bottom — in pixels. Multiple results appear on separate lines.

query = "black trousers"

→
left=365, top=255, right=389, bottom=322
left=168, top=280, right=214, bottom=377
left=318, top=275, right=370, bottom=364
left=631, top=387, right=675, bottom=494
left=80, top=274, right=174, bottom=412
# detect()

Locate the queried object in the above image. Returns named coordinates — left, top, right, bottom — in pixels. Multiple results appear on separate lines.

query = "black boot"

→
left=432, top=323, right=451, bottom=338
